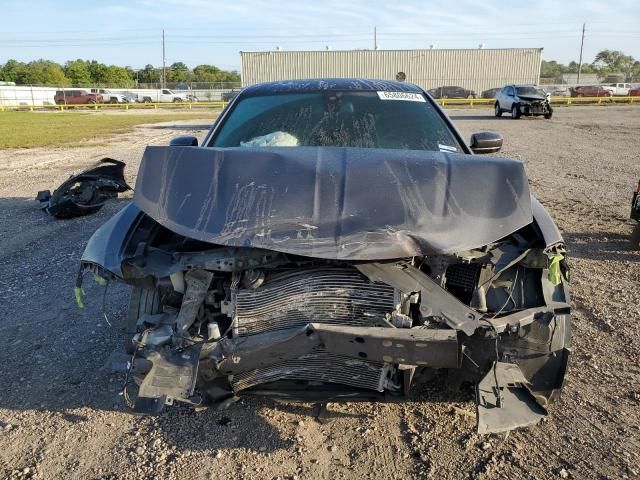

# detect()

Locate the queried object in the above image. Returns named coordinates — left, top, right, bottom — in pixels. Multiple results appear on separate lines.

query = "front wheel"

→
left=511, top=104, right=521, bottom=119
left=494, top=102, right=502, bottom=117
left=173, top=98, right=182, bottom=103
left=126, top=286, right=161, bottom=333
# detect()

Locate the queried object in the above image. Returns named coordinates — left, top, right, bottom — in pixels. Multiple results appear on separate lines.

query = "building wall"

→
left=241, top=48, right=542, bottom=94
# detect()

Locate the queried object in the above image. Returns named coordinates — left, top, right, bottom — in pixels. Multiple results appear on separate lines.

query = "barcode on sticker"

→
left=377, top=91, right=426, bottom=102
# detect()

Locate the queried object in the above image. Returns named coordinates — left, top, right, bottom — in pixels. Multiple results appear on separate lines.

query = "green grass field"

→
left=0, top=110, right=219, bottom=148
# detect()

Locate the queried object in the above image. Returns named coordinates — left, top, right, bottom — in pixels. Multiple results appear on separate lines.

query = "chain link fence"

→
left=0, top=83, right=241, bottom=108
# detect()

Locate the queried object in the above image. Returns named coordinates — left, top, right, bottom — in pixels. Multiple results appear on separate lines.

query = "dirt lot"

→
left=0, top=106, right=638, bottom=480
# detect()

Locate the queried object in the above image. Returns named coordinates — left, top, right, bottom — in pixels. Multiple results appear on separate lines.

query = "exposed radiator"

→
left=446, top=263, right=481, bottom=291
left=232, top=348, right=389, bottom=392
left=232, top=267, right=395, bottom=337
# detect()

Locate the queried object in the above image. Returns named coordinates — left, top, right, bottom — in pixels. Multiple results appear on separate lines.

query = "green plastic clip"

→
left=548, top=254, right=565, bottom=286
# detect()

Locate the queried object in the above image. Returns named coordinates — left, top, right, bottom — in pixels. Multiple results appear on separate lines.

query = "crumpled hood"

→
left=133, top=146, right=533, bottom=260
left=518, top=94, right=547, bottom=102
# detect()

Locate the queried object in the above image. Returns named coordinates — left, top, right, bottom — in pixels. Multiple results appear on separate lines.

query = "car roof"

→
left=239, top=78, right=424, bottom=98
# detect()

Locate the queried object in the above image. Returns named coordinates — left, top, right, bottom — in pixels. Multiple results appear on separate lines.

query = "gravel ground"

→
left=0, top=107, right=638, bottom=480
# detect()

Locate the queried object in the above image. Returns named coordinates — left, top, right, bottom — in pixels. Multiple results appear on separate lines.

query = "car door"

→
left=503, top=86, right=515, bottom=110
left=496, top=87, right=507, bottom=109
left=69, top=90, right=81, bottom=105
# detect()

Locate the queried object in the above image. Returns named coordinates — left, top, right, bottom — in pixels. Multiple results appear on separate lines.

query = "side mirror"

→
left=470, top=132, right=503, bottom=154
left=169, top=136, right=198, bottom=147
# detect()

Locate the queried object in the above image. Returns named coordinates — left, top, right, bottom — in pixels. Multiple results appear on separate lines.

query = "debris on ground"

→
left=36, top=158, right=130, bottom=218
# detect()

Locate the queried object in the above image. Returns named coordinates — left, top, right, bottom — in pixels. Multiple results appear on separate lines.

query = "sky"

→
left=1, top=0, right=639, bottom=71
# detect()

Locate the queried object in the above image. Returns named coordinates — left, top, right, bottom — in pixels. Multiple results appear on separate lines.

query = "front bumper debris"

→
left=476, top=362, right=546, bottom=434
left=36, top=158, right=130, bottom=218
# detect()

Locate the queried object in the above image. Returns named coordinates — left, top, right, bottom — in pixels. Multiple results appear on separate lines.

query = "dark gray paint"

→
left=133, top=146, right=533, bottom=260
left=80, top=203, right=141, bottom=277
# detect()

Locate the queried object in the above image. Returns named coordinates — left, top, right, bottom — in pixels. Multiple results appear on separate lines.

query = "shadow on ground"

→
left=447, top=115, right=504, bottom=121
left=563, top=229, right=639, bottom=262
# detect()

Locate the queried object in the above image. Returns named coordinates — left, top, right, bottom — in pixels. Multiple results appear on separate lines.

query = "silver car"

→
left=495, top=84, right=553, bottom=119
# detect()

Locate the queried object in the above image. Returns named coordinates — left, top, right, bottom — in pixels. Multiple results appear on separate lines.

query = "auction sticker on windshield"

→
left=377, top=91, right=426, bottom=102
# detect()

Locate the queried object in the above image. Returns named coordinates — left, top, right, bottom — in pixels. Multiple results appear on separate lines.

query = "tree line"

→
left=1, top=50, right=638, bottom=87
left=541, top=50, right=640, bottom=82
left=0, top=59, right=241, bottom=87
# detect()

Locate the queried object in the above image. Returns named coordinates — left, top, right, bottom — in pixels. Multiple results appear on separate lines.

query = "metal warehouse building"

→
left=240, top=48, right=542, bottom=95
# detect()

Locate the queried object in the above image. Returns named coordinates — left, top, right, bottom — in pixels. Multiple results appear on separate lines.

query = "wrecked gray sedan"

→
left=79, top=79, right=571, bottom=433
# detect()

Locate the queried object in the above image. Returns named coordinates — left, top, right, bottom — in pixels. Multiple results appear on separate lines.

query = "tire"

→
left=577, top=93, right=584, bottom=97
left=494, top=102, right=502, bottom=117
left=88, top=99, right=97, bottom=104
left=173, top=98, right=182, bottom=103
left=544, top=106, right=553, bottom=119
left=631, top=223, right=640, bottom=250
left=511, top=104, right=521, bottom=119
left=110, top=98, right=118, bottom=104
left=126, top=286, right=161, bottom=333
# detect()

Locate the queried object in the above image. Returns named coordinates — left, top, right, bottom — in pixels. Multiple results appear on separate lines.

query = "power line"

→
left=2, top=27, right=637, bottom=42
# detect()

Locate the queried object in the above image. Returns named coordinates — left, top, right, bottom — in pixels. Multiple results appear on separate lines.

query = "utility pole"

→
left=162, top=29, right=166, bottom=89
left=374, top=26, right=377, bottom=50
left=577, top=23, right=585, bottom=84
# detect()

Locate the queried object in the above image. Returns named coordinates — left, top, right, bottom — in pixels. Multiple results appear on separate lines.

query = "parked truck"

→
left=90, top=89, right=128, bottom=104
left=54, top=90, right=102, bottom=105
left=602, top=83, right=632, bottom=96
left=139, top=89, right=190, bottom=103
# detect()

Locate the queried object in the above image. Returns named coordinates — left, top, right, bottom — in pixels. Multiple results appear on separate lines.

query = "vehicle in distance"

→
left=481, top=88, right=501, bottom=99
left=54, top=89, right=102, bottom=105
left=80, top=79, right=571, bottom=434
left=221, top=88, right=242, bottom=102
left=427, top=85, right=477, bottom=99
left=494, top=84, right=553, bottom=119
left=628, top=87, right=640, bottom=96
left=546, top=85, right=571, bottom=97
left=90, top=89, right=128, bottom=104
left=571, top=85, right=612, bottom=97
left=603, top=83, right=632, bottom=96
left=121, top=91, right=139, bottom=103
left=139, top=89, right=187, bottom=103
